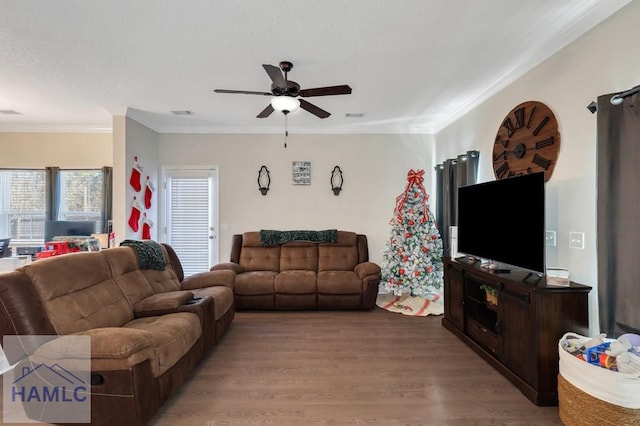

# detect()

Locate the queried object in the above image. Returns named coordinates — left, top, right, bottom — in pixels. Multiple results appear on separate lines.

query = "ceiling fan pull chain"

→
left=284, top=113, right=288, bottom=148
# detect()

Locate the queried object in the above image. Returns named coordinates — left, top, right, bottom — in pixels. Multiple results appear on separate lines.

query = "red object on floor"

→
left=36, top=250, right=58, bottom=259
left=43, top=241, right=80, bottom=255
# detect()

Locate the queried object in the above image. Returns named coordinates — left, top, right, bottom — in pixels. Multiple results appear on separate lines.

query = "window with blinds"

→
left=58, top=169, right=103, bottom=222
left=0, top=168, right=107, bottom=243
left=167, top=173, right=213, bottom=277
left=0, top=170, right=46, bottom=241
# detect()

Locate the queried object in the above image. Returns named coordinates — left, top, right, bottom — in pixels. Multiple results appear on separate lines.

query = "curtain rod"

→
left=611, top=84, right=640, bottom=105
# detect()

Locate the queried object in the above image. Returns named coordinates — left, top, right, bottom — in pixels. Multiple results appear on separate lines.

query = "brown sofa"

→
left=0, top=244, right=235, bottom=426
left=212, top=231, right=380, bottom=310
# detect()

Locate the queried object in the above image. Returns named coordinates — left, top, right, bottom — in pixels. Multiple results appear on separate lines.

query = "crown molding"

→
left=0, top=124, right=112, bottom=133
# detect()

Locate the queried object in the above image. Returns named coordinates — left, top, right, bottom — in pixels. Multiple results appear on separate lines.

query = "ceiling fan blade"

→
left=299, top=99, right=330, bottom=119
left=257, top=104, right=274, bottom=118
left=214, top=89, right=271, bottom=96
left=299, top=85, right=352, bottom=97
left=262, top=64, right=286, bottom=88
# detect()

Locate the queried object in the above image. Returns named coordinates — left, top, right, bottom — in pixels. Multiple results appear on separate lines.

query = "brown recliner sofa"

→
left=212, top=231, right=380, bottom=310
left=0, top=244, right=234, bottom=426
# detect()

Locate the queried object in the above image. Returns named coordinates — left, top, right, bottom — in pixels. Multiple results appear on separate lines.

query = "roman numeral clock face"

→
left=493, top=101, right=560, bottom=181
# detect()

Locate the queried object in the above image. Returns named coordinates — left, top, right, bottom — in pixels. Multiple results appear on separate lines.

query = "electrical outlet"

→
left=545, top=230, right=556, bottom=247
left=569, top=232, right=585, bottom=249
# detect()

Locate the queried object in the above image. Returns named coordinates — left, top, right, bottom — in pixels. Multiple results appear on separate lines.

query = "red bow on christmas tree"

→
left=394, top=169, right=430, bottom=223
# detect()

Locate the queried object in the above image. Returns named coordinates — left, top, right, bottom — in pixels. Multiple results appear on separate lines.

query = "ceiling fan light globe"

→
left=271, top=96, right=300, bottom=113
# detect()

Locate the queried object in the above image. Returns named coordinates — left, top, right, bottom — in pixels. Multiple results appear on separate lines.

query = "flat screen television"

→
left=457, top=172, right=545, bottom=274
left=44, top=220, right=98, bottom=243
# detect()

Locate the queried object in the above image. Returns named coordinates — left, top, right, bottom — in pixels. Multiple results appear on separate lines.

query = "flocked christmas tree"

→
left=381, top=169, right=444, bottom=299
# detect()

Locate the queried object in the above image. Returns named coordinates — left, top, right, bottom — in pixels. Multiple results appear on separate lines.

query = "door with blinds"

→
left=164, top=168, right=218, bottom=277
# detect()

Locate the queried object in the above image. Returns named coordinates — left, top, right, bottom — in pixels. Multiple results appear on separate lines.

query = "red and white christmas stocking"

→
left=144, top=176, right=155, bottom=209
left=142, top=213, right=154, bottom=240
left=129, top=156, right=143, bottom=192
left=128, top=197, right=142, bottom=232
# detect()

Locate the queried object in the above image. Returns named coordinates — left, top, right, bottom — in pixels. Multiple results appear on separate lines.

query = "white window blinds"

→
left=167, top=174, right=211, bottom=277
left=0, top=170, right=46, bottom=241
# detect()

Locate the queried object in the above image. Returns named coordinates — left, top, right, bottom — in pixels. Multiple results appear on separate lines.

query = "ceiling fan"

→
left=214, top=61, right=352, bottom=119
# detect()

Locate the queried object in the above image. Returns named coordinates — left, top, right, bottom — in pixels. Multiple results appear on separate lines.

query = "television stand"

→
left=442, top=257, right=591, bottom=406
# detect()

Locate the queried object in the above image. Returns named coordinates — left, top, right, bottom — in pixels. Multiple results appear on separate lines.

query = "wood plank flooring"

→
left=150, top=309, right=562, bottom=425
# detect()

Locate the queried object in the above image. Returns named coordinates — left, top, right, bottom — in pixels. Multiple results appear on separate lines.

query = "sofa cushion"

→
left=280, top=243, right=318, bottom=271
left=239, top=247, right=281, bottom=272
left=239, top=232, right=280, bottom=271
left=124, top=312, right=201, bottom=376
left=140, top=245, right=184, bottom=289
left=191, top=286, right=234, bottom=320
left=104, top=247, right=180, bottom=307
left=317, top=271, right=363, bottom=294
left=318, top=232, right=359, bottom=272
left=274, top=270, right=317, bottom=294
left=23, top=252, right=134, bottom=335
left=235, top=271, right=277, bottom=295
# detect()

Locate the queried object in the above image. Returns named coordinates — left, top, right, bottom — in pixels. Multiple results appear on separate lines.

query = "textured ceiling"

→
left=0, top=0, right=631, bottom=134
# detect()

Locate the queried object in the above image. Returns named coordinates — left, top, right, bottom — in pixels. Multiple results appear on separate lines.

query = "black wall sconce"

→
left=330, top=166, right=343, bottom=196
left=258, top=165, right=271, bottom=196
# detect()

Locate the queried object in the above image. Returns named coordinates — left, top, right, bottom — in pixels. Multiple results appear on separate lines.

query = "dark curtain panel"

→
left=435, top=150, right=479, bottom=256
left=434, top=165, right=444, bottom=242
left=440, top=158, right=456, bottom=256
left=101, top=166, right=113, bottom=234
left=597, top=90, right=640, bottom=336
left=45, top=166, right=59, bottom=221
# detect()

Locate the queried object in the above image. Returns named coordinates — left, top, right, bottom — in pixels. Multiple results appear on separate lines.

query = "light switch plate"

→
left=545, top=230, right=556, bottom=247
left=569, top=232, right=585, bottom=249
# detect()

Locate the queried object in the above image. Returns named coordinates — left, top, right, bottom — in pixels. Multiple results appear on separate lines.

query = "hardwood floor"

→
left=151, top=309, right=562, bottom=425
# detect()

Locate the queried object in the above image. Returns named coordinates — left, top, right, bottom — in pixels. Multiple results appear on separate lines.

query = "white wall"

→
left=157, top=133, right=435, bottom=265
left=0, top=133, right=111, bottom=168
left=112, top=116, right=126, bottom=245
left=434, top=0, right=640, bottom=333
left=123, top=118, right=159, bottom=241
left=0, top=128, right=436, bottom=269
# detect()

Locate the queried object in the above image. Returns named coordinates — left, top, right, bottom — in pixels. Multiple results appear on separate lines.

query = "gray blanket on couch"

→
left=259, top=229, right=338, bottom=246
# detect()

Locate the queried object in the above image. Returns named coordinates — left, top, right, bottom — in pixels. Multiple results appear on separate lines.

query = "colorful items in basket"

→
left=586, top=342, right=617, bottom=371
left=561, top=332, right=640, bottom=373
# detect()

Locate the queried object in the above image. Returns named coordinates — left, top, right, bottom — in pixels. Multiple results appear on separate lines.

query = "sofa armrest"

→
left=181, top=269, right=235, bottom=290
left=133, top=291, right=195, bottom=315
left=211, top=262, right=244, bottom=274
left=19, top=327, right=162, bottom=389
left=355, top=262, right=381, bottom=279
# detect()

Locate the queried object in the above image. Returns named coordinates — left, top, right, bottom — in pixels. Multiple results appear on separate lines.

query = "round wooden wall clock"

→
left=493, top=101, right=560, bottom=182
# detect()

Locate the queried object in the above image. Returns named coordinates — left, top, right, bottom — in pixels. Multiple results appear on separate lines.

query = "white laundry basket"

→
left=558, top=332, right=640, bottom=425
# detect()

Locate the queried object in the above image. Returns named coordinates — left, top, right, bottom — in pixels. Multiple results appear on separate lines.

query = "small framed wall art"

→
left=292, top=161, right=311, bottom=185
